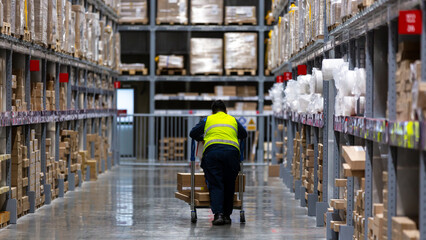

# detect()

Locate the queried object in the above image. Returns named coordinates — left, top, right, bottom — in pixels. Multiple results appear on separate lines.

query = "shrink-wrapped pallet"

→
left=120, top=0, right=148, bottom=24
left=47, top=0, right=57, bottom=45
left=190, top=0, right=223, bottom=24
left=224, top=6, right=256, bottom=25
left=34, top=0, right=47, bottom=45
left=72, top=5, right=85, bottom=57
left=93, top=17, right=100, bottom=63
left=190, top=38, right=223, bottom=75
left=289, top=4, right=299, bottom=54
left=98, top=21, right=105, bottom=64
left=157, top=0, right=187, bottom=24
left=4, top=0, right=16, bottom=34
left=15, top=0, right=24, bottom=36
left=85, top=13, right=94, bottom=61
left=158, top=55, right=184, bottom=69
left=224, top=33, right=257, bottom=70
left=57, top=0, right=66, bottom=51
left=64, top=1, right=73, bottom=53
left=330, top=0, right=341, bottom=27
left=26, top=0, right=35, bottom=38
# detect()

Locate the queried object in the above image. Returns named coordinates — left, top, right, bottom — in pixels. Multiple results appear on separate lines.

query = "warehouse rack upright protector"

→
left=0, top=0, right=120, bottom=225
left=270, top=0, right=426, bottom=239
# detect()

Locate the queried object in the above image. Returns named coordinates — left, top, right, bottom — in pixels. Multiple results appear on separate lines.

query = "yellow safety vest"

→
left=203, top=112, right=240, bottom=152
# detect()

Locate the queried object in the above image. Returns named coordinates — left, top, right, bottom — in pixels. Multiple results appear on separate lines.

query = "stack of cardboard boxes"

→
left=46, top=75, right=56, bottom=111
left=317, top=143, right=323, bottom=201
left=353, top=178, right=366, bottom=240
left=45, top=137, right=59, bottom=199
left=190, top=38, right=223, bottom=75
left=156, top=0, right=188, bottom=25
left=60, top=130, right=81, bottom=187
left=175, top=172, right=244, bottom=207
left=291, top=128, right=306, bottom=191
left=395, top=42, right=420, bottom=121
left=330, top=178, right=347, bottom=233
left=29, top=129, right=44, bottom=207
left=31, top=82, right=44, bottom=111
left=225, top=6, right=257, bottom=25
left=11, top=127, right=30, bottom=217
left=303, top=144, right=315, bottom=200
left=368, top=203, right=385, bottom=240
left=224, top=33, right=257, bottom=75
left=190, top=0, right=223, bottom=24
left=120, top=0, right=148, bottom=24
left=159, top=137, right=187, bottom=161
left=12, top=70, right=27, bottom=112
left=392, top=217, right=418, bottom=240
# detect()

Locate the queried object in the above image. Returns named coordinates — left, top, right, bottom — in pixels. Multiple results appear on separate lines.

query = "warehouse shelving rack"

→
left=271, top=0, right=426, bottom=239
left=118, top=0, right=275, bottom=162
left=1, top=0, right=119, bottom=224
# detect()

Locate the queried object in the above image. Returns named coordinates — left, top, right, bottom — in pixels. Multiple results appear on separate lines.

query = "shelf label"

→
left=114, top=81, right=121, bottom=89
left=59, top=73, right=69, bottom=83
left=283, top=72, right=292, bottom=81
left=297, top=65, right=307, bottom=75
left=30, top=60, right=40, bottom=72
left=399, top=10, right=422, bottom=35
left=276, top=75, right=284, bottom=83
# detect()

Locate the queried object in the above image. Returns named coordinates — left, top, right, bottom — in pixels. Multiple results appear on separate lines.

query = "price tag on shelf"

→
left=114, top=81, right=121, bottom=89
left=30, top=60, right=40, bottom=72
left=398, top=10, right=422, bottom=35
left=59, top=73, right=69, bottom=83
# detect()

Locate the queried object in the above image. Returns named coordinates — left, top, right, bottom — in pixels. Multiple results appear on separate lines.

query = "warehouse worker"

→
left=190, top=100, right=247, bottom=225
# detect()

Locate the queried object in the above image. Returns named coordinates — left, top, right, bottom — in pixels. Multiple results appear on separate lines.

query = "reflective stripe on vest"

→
left=203, top=112, right=240, bottom=152
left=204, top=124, right=238, bottom=136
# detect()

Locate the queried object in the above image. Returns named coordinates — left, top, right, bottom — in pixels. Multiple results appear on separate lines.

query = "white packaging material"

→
left=284, top=80, right=299, bottom=111
left=308, top=94, right=324, bottom=113
left=298, top=94, right=311, bottom=113
left=342, top=96, right=356, bottom=116
left=352, top=68, right=366, bottom=97
left=310, top=68, right=324, bottom=94
left=322, top=58, right=345, bottom=80
left=269, top=82, right=284, bottom=114
left=356, top=96, right=365, bottom=115
left=297, top=74, right=311, bottom=94
left=341, top=69, right=356, bottom=96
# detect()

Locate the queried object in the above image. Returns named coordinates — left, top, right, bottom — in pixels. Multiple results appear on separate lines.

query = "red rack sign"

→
left=297, top=65, right=307, bottom=75
left=399, top=10, right=422, bottom=35
left=59, top=73, right=69, bottom=83
left=276, top=75, right=284, bottom=83
left=114, top=81, right=121, bottom=89
left=30, top=60, right=40, bottom=72
left=283, top=72, right=292, bottom=81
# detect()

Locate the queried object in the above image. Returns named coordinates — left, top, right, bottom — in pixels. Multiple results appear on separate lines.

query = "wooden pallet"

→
left=327, top=23, right=339, bottom=32
left=192, top=22, right=223, bottom=25
left=342, top=15, right=352, bottom=23
left=225, top=69, right=256, bottom=76
left=23, top=30, right=31, bottom=42
left=119, top=19, right=149, bottom=25
left=120, top=68, right=148, bottom=75
left=1, top=22, right=11, bottom=35
left=191, top=72, right=223, bottom=76
left=35, top=40, right=47, bottom=48
left=156, top=68, right=186, bottom=76
left=224, top=20, right=257, bottom=25
left=315, top=35, right=325, bottom=40
left=156, top=19, right=188, bottom=25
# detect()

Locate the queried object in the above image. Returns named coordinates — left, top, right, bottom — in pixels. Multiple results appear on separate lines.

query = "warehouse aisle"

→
left=0, top=166, right=325, bottom=239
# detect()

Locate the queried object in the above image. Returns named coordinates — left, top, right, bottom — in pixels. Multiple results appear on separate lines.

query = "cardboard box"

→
left=268, top=164, right=280, bottom=177
left=214, top=86, right=237, bottom=96
left=224, top=32, right=257, bottom=70
left=157, top=0, right=188, bottom=24
left=341, top=146, right=365, bottom=170
left=225, top=6, right=256, bottom=25
left=177, top=172, right=245, bottom=192
left=190, top=0, right=223, bottom=24
left=120, top=0, right=148, bottom=24
left=190, top=38, right=223, bottom=75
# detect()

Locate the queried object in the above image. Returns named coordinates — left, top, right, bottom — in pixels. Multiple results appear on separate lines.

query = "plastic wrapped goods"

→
left=15, top=0, right=24, bottom=36
left=190, top=38, right=223, bottom=75
left=157, top=0, right=187, bottom=24
left=308, top=94, right=324, bottom=113
left=47, top=0, right=57, bottom=45
left=72, top=5, right=85, bottom=57
left=322, top=58, right=344, bottom=80
left=26, top=0, right=35, bottom=38
left=352, top=68, right=366, bottom=97
left=191, top=0, right=223, bottom=24
left=120, top=0, right=148, bottom=24
left=3, top=0, right=16, bottom=34
left=330, top=0, right=342, bottom=26
left=64, top=1, right=73, bottom=53
left=225, top=6, right=256, bottom=25
left=269, top=82, right=284, bottom=114
left=224, top=33, right=257, bottom=70
left=34, top=0, right=47, bottom=45
left=158, top=55, right=184, bottom=69
left=57, top=0, right=66, bottom=50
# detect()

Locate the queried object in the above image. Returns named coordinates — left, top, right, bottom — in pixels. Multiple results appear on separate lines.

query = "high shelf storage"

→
left=0, top=0, right=119, bottom=227
left=270, top=0, right=426, bottom=239
left=117, top=0, right=274, bottom=115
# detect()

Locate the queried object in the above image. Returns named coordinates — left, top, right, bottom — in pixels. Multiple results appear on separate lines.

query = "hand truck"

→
left=189, top=139, right=246, bottom=223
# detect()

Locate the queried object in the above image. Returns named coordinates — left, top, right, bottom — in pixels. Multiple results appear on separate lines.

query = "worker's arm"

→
left=236, top=119, right=248, bottom=139
left=189, top=118, right=206, bottom=141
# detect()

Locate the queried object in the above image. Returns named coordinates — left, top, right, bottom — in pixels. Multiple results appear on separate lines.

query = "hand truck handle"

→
left=240, top=139, right=245, bottom=162
left=190, top=139, right=196, bottom=162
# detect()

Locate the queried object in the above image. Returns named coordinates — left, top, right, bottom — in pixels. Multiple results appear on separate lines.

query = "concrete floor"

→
left=0, top=166, right=325, bottom=239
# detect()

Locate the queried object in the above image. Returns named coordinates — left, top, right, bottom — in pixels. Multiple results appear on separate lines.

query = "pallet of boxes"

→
left=303, top=143, right=315, bottom=202
left=175, top=172, right=245, bottom=207
left=156, top=55, right=186, bottom=75
left=190, top=0, right=223, bottom=25
left=269, top=123, right=284, bottom=177
left=317, top=143, right=324, bottom=202
left=0, top=151, right=11, bottom=227
left=225, top=6, right=257, bottom=25
left=224, top=33, right=257, bottom=76
left=120, top=0, right=148, bottom=24
left=190, top=38, right=223, bottom=75
left=60, top=130, right=81, bottom=188
left=156, top=0, right=188, bottom=25
left=291, top=128, right=306, bottom=191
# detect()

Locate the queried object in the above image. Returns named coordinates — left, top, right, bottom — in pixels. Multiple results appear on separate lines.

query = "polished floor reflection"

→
left=0, top=166, right=325, bottom=239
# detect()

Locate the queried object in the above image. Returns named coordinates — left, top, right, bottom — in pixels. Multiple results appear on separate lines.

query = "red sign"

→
left=399, top=10, right=422, bottom=35
left=114, top=81, right=121, bottom=89
left=30, top=60, right=40, bottom=72
left=283, top=72, right=292, bottom=81
left=276, top=75, right=284, bottom=83
left=117, top=109, right=127, bottom=116
left=297, top=65, right=307, bottom=75
left=59, top=73, right=69, bottom=83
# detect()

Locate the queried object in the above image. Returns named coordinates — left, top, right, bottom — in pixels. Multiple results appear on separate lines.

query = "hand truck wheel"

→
left=191, top=210, right=197, bottom=223
left=240, top=210, right=246, bottom=223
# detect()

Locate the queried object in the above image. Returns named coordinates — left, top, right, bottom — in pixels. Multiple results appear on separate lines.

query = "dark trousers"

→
left=201, top=146, right=240, bottom=215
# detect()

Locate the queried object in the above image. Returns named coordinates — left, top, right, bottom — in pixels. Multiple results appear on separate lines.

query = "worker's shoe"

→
left=212, top=213, right=225, bottom=225
left=224, top=215, right=232, bottom=224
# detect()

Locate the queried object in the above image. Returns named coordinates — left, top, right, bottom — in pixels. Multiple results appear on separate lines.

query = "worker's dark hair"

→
left=211, top=100, right=227, bottom=114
